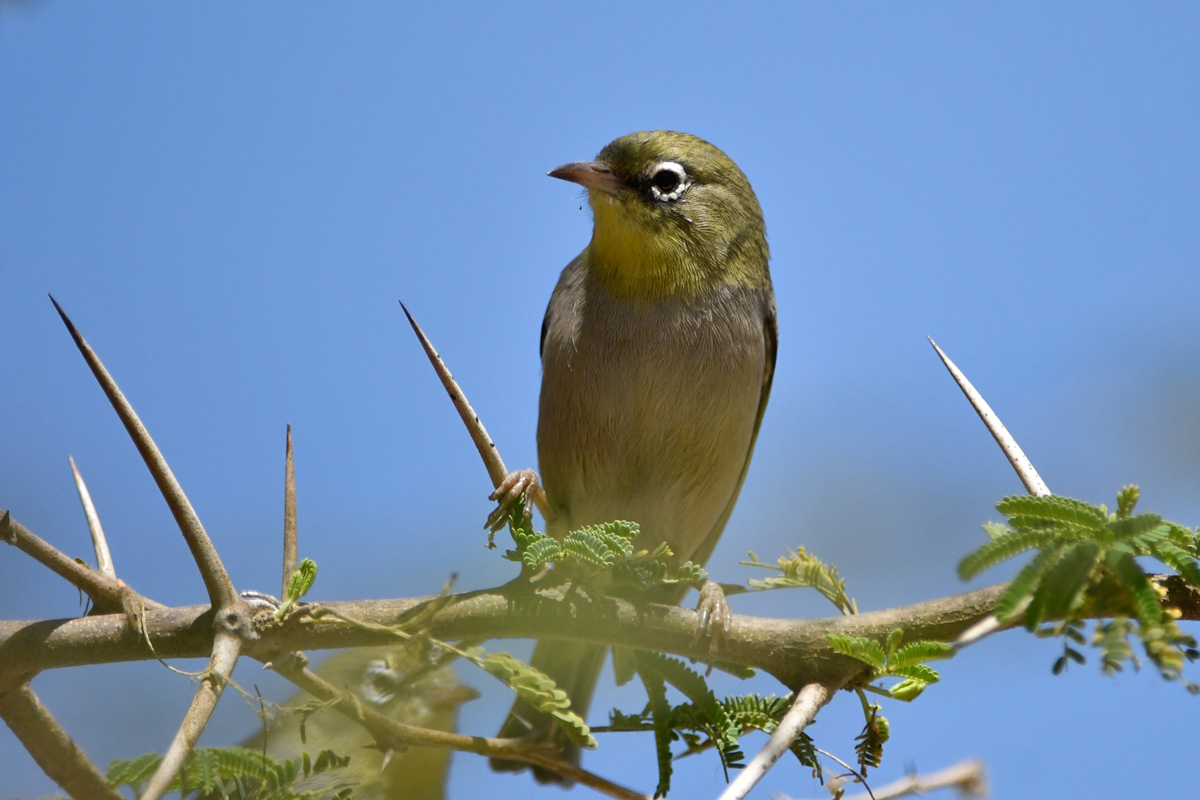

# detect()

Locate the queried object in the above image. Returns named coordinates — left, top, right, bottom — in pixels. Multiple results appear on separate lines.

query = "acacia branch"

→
left=718, top=682, right=835, bottom=800
left=0, top=509, right=162, bottom=615
left=268, top=652, right=648, bottom=800
left=0, top=681, right=123, bottom=800
left=5, top=575, right=1198, bottom=686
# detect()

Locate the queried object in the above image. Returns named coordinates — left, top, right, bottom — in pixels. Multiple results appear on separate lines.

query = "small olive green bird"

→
left=489, top=130, right=776, bottom=782
left=247, top=646, right=477, bottom=800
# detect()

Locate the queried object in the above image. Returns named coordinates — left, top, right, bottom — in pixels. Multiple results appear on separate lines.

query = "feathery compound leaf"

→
left=743, top=548, right=855, bottom=614
left=1165, top=523, right=1200, bottom=556
left=1107, top=549, right=1163, bottom=627
left=521, top=536, right=562, bottom=569
left=637, top=653, right=711, bottom=703
left=1024, top=542, right=1100, bottom=628
left=1106, top=514, right=1168, bottom=549
left=639, top=668, right=674, bottom=799
left=997, top=494, right=1107, bottom=528
left=885, top=628, right=904, bottom=658
left=478, top=652, right=568, bottom=711
left=107, top=752, right=161, bottom=788
left=636, top=652, right=740, bottom=762
left=854, top=706, right=889, bottom=773
left=285, top=559, right=317, bottom=603
left=561, top=529, right=619, bottom=567
left=958, top=529, right=1055, bottom=580
left=827, top=634, right=887, bottom=671
left=890, top=664, right=941, bottom=684
left=993, top=544, right=1065, bottom=624
left=577, top=522, right=637, bottom=559
left=719, top=694, right=791, bottom=732
left=982, top=521, right=1010, bottom=540
left=890, top=641, right=955, bottom=668
left=1153, top=541, right=1200, bottom=587
left=671, top=560, right=707, bottom=583
left=887, top=678, right=928, bottom=702
left=1116, top=485, right=1140, bottom=518
left=476, top=652, right=596, bottom=748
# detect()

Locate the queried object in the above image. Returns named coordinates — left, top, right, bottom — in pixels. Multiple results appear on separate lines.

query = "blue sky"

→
left=2, top=3, right=1199, bottom=798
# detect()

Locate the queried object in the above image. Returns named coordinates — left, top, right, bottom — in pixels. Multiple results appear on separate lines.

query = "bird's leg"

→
left=693, top=580, right=732, bottom=660
left=485, top=468, right=547, bottom=532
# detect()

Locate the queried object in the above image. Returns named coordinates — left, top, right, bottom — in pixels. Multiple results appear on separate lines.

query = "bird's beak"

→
left=425, top=684, right=481, bottom=710
left=547, top=160, right=623, bottom=196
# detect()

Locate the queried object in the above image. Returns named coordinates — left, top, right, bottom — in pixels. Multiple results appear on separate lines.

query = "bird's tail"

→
left=489, top=640, right=607, bottom=785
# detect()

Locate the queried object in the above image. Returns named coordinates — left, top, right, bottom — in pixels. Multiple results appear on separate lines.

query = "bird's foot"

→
left=486, top=468, right=545, bottom=532
left=693, top=580, right=731, bottom=665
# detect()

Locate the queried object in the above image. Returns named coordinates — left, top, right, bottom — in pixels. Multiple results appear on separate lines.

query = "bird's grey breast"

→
left=537, top=259, right=768, bottom=560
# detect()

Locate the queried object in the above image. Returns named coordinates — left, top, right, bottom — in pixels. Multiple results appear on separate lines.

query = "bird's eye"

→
left=361, top=659, right=401, bottom=705
left=646, top=162, right=689, bottom=201
left=653, top=169, right=680, bottom=193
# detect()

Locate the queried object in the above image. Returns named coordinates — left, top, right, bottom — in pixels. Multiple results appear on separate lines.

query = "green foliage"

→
left=465, top=648, right=597, bottom=749
left=608, top=690, right=824, bottom=796
left=607, top=650, right=831, bottom=795
left=502, top=518, right=708, bottom=591
left=742, top=547, right=856, bottom=615
left=960, top=486, right=1200, bottom=689
left=275, top=559, right=318, bottom=621
left=827, top=629, right=954, bottom=702
left=853, top=704, right=889, bottom=775
left=107, top=747, right=351, bottom=800
left=638, top=666, right=674, bottom=799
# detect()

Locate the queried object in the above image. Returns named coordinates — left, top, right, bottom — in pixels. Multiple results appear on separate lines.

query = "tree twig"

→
left=269, top=652, right=648, bottom=799
left=717, top=683, right=835, bottom=800
left=783, top=757, right=987, bottom=800
left=0, top=680, right=124, bottom=800
left=0, top=509, right=161, bottom=614
left=138, top=630, right=242, bottom=800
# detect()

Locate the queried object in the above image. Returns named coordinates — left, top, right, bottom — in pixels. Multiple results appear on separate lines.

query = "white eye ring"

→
left=361, top=659, right=399, bottom=705
left=647, top=161, right=690, bottom=202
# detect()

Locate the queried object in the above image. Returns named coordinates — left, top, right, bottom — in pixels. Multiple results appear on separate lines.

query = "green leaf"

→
left=1154, top=541, right=1200, bottom=587
left=1025, top=542, right=1100, bottom=627
left=1116, top=485, right=1140, bottom=518
left=889, top=663, right=940, bottom=683
left=639, top=668, right=674, bottom=799
left=1106, top=514, right=1168, bottom=549
left=958, top=529, right=1055, bottom=580
left=1107, top=550, right=1163, bottom=627
left=890, top=641, right=955, bottom=668
left=827, top=634, right=886, bottom=671
left=521, top=537, right=561, bottom=569
left=997, top=494, right=1107, bottom=528
left=887, top=678, right=927, bottom=701
left=476, top=651, right=595, bottom=749
left=993, top=544, right=1064, bottom=624
left=286, top=559, right=317, bottom=601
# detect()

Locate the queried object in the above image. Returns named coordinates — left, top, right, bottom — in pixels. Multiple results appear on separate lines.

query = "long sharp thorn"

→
left=929, top=337, right=1051, bottom=497
left=282, top=424, right=298, bottom=598
left=49, top=295, right=237, bottom=608
left=399, top=301, right=510, bottom=489
left=69, top=455, right=116, bottom=579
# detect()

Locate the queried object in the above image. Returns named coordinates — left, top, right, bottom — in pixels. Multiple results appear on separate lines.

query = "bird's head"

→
left=549, top=130, right=769, bottom=300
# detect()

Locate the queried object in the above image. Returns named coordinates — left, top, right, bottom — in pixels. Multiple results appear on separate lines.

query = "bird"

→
left=242, top=645, right=477, bottom=800
left=488, top=130, right=776, bottom=783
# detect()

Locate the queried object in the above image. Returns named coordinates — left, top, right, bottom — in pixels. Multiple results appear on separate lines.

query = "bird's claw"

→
left=486, top=468, right=541, bottom=532
left=693, top=580, right=731, bottom=666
